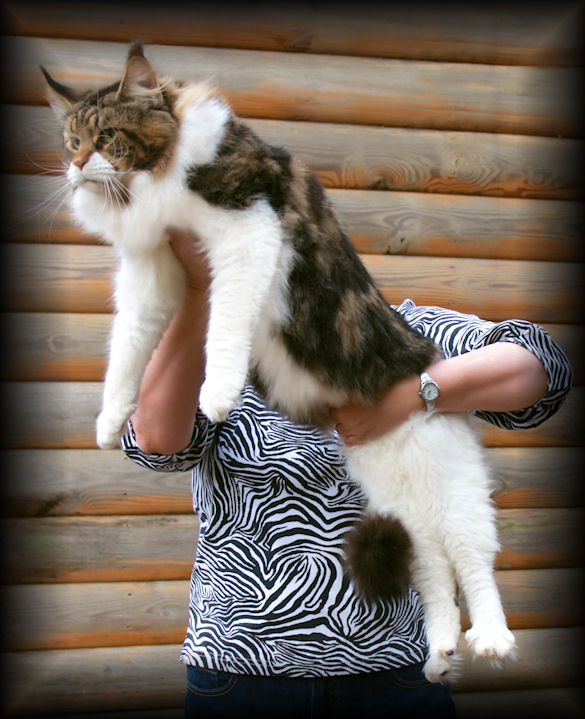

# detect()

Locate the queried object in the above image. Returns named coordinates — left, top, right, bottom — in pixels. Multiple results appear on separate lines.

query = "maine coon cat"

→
left=43, top=43, right=516, bottom=682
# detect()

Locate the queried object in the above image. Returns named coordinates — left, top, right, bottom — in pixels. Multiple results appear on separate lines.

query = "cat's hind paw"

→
left=423, top=648, right=460, bottom=684
left=199, top=378, right=241, bottom=423
left=465, top=623, right=517, bottom=662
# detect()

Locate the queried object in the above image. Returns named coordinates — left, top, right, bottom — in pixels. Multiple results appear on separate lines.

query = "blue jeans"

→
left=185, top=662, right=456, bottom=718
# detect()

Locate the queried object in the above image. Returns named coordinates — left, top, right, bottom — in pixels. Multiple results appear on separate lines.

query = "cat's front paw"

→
left=96, top=411, right=124, bottom=449
left=199, top=378, right=241, bottom=423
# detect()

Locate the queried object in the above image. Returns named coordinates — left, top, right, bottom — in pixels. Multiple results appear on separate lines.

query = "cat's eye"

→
left=68, top=137, right=80, bottom=150
left=96, top=127, right=117, bottom=149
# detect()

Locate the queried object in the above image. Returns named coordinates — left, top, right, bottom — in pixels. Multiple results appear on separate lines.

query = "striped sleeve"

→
left=395, top=299, right=573, bottom=430
left=120, top=410, right=216, bottom=472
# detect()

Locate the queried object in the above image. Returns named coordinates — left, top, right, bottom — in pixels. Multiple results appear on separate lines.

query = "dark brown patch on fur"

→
left=186, top=120, right=293, bottom=212
left=344, top=513, right=413, bottom=601
left=186, top=114, right=436, bottom=404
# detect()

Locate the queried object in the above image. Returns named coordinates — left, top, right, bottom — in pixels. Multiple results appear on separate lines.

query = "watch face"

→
left=422, top=383, right=439, bottom=401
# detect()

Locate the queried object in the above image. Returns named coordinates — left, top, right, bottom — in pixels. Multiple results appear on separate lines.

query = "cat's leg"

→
left=438, top=421, right=516, bottom=662
left=444, top=508, right=516, bottom=662
left=96, top=245, right=185, bottom=448
left=345, top=434, right=461, bottom=683
left=409, top=533, right=462, bottom=683
left=197, top=201, right=283, bottom=422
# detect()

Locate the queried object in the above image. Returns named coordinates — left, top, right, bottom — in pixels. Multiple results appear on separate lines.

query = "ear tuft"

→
left=127, top=40, right=145, bottom=60
left=40, top=66, right=80, bottom=119
left=116, top=41, right=159, bottom=100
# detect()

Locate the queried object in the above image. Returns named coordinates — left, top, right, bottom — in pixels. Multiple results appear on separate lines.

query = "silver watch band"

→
left=419, top=371, right=439, bottom=413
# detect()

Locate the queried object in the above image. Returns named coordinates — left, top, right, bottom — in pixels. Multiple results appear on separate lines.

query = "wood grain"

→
left=3, top=514, right=199, bottom=583
left=489, top=447, right=585, bottom=509
left=3, top=580, right=191, bottom=650
left=3, top=313, right=581, bottom=384
left=2, top=448, right=192, bottom=517
left=4, top=1, right=582, bottom=66
left=3, top=445, right=583, bottom=518
left=7, top=172, right=583, bottom=260
left=1, top=382, right=581, bottom=450
left=7, top=105, right=584, bottom=199
left=4, top=628, right=584, bottom=714
left=3, top=568, right=582, bottom=652
left=3, top=508, right=582, bottom=584
left=5, top=37, right=582, bottom=137
left=3, top=243, right=581, bottom=323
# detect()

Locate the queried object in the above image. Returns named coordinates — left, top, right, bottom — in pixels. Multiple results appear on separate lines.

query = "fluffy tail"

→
left=344, top=513, right=413, bottom=601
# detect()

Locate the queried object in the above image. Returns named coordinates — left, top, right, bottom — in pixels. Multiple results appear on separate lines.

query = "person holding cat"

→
left=122, top=229, right=571, bottom=719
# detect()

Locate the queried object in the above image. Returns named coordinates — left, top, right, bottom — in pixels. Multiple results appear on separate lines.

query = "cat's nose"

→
left=73, top=156, right=88, bottom=169
left=72, top=149, right=93, bottom=170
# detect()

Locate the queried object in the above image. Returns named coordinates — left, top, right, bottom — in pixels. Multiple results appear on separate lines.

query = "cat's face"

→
left=42, top=43, right=178, bottom=199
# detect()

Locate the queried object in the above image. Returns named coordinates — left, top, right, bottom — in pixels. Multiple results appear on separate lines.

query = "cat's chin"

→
left=73, top=180, right=106, bottom=195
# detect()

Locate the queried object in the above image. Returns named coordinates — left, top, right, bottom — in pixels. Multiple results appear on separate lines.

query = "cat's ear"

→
left=40, top=66, right=80, bottom=120
left=116, top=41, right=161, bottom=101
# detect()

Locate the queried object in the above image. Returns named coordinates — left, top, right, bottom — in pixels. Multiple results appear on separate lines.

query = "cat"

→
left=42, top=42, right=516, bottom=682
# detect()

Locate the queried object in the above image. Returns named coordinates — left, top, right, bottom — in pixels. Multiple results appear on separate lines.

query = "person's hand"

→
left=331, top=374, right=422, bottom=446
left=166, top=226, right=211, bottom=294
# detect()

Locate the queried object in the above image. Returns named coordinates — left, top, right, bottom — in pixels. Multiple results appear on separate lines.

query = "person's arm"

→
left=331, top=342, right=548, bottom=446
left=129, top=228, right=211, bottom=455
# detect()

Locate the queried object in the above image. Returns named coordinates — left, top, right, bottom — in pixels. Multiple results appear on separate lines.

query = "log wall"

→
left=2, top=2, right=584, bottom=716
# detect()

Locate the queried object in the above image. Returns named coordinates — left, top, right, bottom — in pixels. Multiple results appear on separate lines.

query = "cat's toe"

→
left=423, top=652, right=455, bottom=684
left=199, top=380, right=239, bottom=423
left=465, top=624, right=516, bottom=660
left=96, top=412, right=123, bottom=449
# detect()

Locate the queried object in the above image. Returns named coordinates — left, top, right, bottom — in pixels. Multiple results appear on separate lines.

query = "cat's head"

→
left=42, top=42, right=178, bottom=195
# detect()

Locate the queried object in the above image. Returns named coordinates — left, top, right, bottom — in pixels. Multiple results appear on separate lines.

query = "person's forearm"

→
left=333, top=343, right=548, bottom=446
left=429, top=342, right=548, bottom=415
left=130, top=286, right=208, bottom=454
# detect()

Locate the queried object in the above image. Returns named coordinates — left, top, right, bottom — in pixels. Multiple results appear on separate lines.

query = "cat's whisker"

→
left=6, top=177, right=72, bottom=242
left=106, top=174, right=131, bottom=210
left=21, top=150, right=69, bottom=177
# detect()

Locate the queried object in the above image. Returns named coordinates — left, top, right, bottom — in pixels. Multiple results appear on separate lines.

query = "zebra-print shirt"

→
left=122, top=300, right=572, bottom=677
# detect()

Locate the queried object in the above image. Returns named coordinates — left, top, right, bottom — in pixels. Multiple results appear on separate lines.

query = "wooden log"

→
left=2, top=446, right=583, bottom=519
left=3, top=508, right=582, bottom=584
left=4, top=1, right=582, bottom=66
left=3, top=628, right=584, bottom=715
left=4, top=37, right=582, bottom=137
left=489, top=447, right=585, bottom=509
left=3, top=243, right=582, bottom=323
left=465, top=567, right=584, bottom=631
left=2, top=449, right=192, bottom=517
left=3, top=313, right=111, bottom=382
left=328, top=191, right=584, bottom=262
left=1, top=382, right=581, bottom=450
left=3, top=580, right=191, bottom=651
left=6, top=105, right=584, bottom=200
left=3, top=312, right=582, bottom=387
left=361, top=254, right=583, bottom=325
left=494, top=508, right=583, bottom=570
left=3, top=515, right=199, bottom=583
left=3, top=568, right=582, bottom=652
left=6, top=172, right=584, bottom=261
left=453, top=627, right=585, bottom=692
left=3, top=644, right=186, bottom=716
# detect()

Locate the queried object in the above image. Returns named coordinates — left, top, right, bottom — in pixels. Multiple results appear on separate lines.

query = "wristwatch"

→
left=419, top=371, right=440, bottom=413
